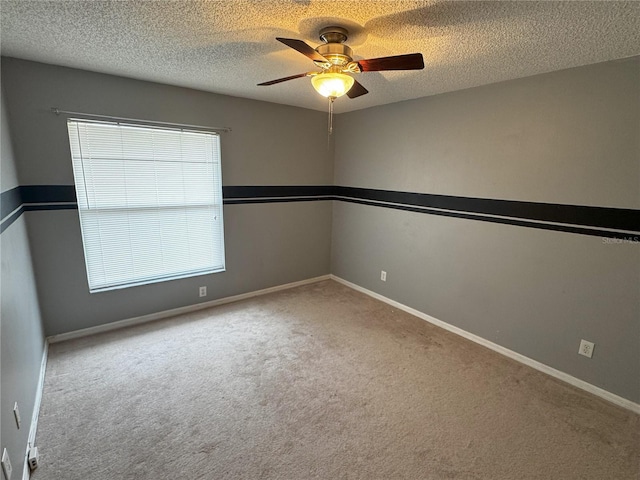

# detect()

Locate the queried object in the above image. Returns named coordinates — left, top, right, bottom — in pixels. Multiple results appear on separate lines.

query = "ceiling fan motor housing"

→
left=315, top=26, right=353, bottom=67
left=315, top=43, right=353, bottom=66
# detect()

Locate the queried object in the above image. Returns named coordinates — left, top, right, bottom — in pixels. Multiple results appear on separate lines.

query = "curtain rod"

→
left=50, top=107, right=231, bottom=133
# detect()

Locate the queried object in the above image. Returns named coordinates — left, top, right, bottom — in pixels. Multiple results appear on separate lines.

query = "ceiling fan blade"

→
left=357, top=53, right=424, bottom=72
left=276, top=37, right=329, bottom=63
left=347, top=79, right=369, bottom=99
left=257, top=72, right=310, bottom=86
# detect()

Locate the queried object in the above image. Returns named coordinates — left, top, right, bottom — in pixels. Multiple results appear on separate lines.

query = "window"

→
left=67, top=119, right=225, bottom=292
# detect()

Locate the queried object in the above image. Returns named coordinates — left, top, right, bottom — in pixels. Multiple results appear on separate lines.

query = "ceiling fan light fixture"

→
left=311, top=72, right=355, bottom=98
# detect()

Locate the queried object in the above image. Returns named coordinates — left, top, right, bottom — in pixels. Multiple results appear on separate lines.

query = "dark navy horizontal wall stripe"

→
left=334, top=187, right=640, bottom=232
left=337, top=197, right=637, bottom=240
left=2, top=184, right=638, bottom=240
left=0, top=207, right=24, bottom=234
left=1, top=186, right=22, bottom=219
left=223, top=185, right=335, bottom=199
left=21, top=185, right=77, bottom=204
left=224, top=197, right=332, bottom=206
left=23, top=204, right=79, bottom=213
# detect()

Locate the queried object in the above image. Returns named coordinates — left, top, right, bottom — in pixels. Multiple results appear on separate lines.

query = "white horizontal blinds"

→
left=67, top=119, right=225, bottom=292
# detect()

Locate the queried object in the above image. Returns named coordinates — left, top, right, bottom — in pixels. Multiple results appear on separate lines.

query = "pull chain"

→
left=328, top=96, right=335, bottom=135
left=327, top=96, right=336, bottom=147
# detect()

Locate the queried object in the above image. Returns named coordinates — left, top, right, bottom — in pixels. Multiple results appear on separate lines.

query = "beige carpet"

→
left=33, top=280, right=638, bottom=479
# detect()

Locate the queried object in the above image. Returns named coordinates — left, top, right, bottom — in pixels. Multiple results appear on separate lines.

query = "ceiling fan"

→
left=257, top=26, right=425, bottom=101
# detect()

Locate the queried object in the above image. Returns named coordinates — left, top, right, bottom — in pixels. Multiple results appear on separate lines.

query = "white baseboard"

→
left=47, top=275, right=331, bottom=344
left=22, top=340, right=48, bottom=480
left=330, top=275, right=640, bottom=415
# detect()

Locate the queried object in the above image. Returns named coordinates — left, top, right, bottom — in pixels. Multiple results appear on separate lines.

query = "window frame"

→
left=67, top=118, right=226, bottom=293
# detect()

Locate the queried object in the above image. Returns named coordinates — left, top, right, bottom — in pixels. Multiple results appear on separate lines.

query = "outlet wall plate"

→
left=2, top=448, right=12, bottom=480
left=578, top=339, right=595, bottom=358
left=199, top=286, right=207, bottom=297
left=28, top=447, right=39, bottom=471
left=380, top=271, right=387, bottom=281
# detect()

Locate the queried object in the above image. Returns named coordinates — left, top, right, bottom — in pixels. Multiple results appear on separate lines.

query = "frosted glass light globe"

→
left=311, top=72, right=355, bottom=98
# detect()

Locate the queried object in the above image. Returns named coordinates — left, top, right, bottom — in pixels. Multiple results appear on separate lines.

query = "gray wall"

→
left=331, top=57, right=640, bottom=402
left=1, top=57, right=333, bottom=336
left=1, top=85, right=46, bottom=476
left=2, top=55, right=638, bottom=409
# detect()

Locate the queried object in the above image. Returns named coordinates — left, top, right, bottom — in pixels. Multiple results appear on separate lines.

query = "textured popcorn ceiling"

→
left=1, top=1, right=639, bottom=113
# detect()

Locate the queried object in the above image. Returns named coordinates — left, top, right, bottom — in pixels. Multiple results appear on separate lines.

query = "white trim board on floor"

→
left=47, top=275, right=331, bottom=344
left=23, top=341, right=48, bottom=480
left=330, top=275, right=640, bottom=415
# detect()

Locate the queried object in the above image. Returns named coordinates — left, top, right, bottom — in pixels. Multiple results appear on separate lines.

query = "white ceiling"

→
left=1, top=1, right=639, bottom=113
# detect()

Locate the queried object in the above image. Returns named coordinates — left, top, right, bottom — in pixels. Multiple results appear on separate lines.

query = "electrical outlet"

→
left=13, top=402, right=20, bottom=429
left=27, top=447, right=39, bottom=471
left=578, top=339, right=595, bottom=358
left=380, top=270, right=387, bottom=281
left=199, top=286, right=207, bottom=297
left=2, top=448, right=12, bottom=480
